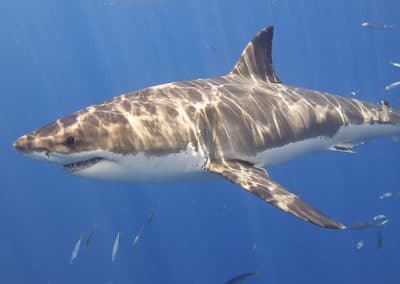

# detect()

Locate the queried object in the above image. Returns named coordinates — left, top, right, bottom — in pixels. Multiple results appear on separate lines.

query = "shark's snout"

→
left=13, top=133, right=61, bottom=162
left=13, top=134, right=48, bottom=154
left=13, top=135, right=32, bottom=152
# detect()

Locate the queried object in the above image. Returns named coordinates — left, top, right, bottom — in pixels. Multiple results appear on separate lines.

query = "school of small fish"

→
left=357, top=22, right=400, bottom=94
left=68, top=208, right=157, bottom=265
left=346, top=22, right=400, bottom=255
left=386, top=57, right=400, bottom=91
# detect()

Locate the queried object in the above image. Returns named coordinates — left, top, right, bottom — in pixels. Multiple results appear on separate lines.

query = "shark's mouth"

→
left=64, top=157, right=103, bottom=172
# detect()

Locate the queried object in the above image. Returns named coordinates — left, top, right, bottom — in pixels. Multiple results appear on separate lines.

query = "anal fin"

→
left=207, top=159, right=345, bottom=229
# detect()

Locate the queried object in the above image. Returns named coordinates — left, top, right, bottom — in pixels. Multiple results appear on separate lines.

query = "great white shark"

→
left=14, top=26, right=400, bottom=229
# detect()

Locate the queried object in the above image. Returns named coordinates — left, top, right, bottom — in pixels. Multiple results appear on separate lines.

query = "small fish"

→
left=373, top=214, right=386, bottom=221
left=385, top=81, right=400, bottom=91
left=379, top=192, right=400, bottom=199
left=377, top=230, right=383, bottom=249
left=375, top=214, right=386, bottom=221
left=372, top=214, right=389, bottom=226
left=133, top=225, right=144, bottom=246
left=225, top=271, right=261, bottom=284
left=389, top=61, right=400, bottom=68
left=70, top=236, right=82, bottom=264
left=350, top=89, right=360, bottom=96
left=112, top=232, right=120, bottom=262
left=380, top=192, right=393, bottom=199
left=83, top=224, right=96, bottom=249
left=361, top=22, right=394, bottom=29
left=356, top=240, right=365, bottom=250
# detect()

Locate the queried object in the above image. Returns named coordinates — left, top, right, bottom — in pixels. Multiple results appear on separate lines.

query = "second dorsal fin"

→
left=230, top=26, right=281, bottom=83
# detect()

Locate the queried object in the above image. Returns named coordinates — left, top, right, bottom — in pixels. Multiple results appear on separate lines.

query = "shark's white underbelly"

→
left=246, top=123, right=400, bottom=168
left=69, top=123, right=399, bottom=182
left=72, top=143, right=208, bottom=182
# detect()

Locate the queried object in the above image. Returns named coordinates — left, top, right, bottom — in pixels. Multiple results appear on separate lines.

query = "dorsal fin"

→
left=230, top=26, right=281, bottom=83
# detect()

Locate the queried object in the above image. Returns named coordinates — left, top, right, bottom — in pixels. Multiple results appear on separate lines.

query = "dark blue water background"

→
left=1, top=0, right=400, bottom=283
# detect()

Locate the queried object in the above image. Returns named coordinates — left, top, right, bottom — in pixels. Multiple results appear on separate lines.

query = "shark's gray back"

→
left=73, top=73, right=398, bottom=161
left=19, top=26, right=400, bottom=162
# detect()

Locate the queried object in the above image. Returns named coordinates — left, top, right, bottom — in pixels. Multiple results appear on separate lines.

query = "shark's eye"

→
left=65, top=136, right=75, bottom=146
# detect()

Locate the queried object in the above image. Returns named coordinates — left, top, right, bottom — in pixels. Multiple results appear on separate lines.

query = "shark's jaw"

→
left=14, top=149, right=110, bottom=174
left=63, top=157, right=104, bottom=172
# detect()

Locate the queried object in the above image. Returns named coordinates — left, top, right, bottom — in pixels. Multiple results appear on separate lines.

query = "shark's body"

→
left=14, top=26, right=400, bottom=229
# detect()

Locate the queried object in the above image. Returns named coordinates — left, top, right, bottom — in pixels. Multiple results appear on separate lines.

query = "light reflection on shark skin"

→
left=13, top=26, right=400, bottom=229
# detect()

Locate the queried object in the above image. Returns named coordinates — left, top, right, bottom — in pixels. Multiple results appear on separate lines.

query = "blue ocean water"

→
left=1, top=0, right=400, bottom=283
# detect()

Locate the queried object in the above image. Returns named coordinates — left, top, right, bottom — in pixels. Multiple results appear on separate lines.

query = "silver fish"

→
left=361, top=22, right=394, bottom=29
left=389, top=61, right=400, bottom=68
left=379, top=192, right=400, bottom=199
left=350, top=90, right=359, bottom=96
left=385, top=81, right=400, bottom=91
left=133, top=226, right=144, bottom=246
left=372, top=214, right=389, bottom=226
left=112, top=232, right=120, bottom=262
left=356, top=240, right=365, bottom=250
left=380, top=192, right=394, bottom=199
left=70, top=236, right=82, bottom=264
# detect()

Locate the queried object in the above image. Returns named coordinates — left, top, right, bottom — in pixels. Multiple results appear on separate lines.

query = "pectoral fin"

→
left=207, top=159, right=345, bottom=229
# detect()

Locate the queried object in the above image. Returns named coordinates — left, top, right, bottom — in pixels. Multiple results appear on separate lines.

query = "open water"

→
left=1, top=0, right=400, bottom=283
